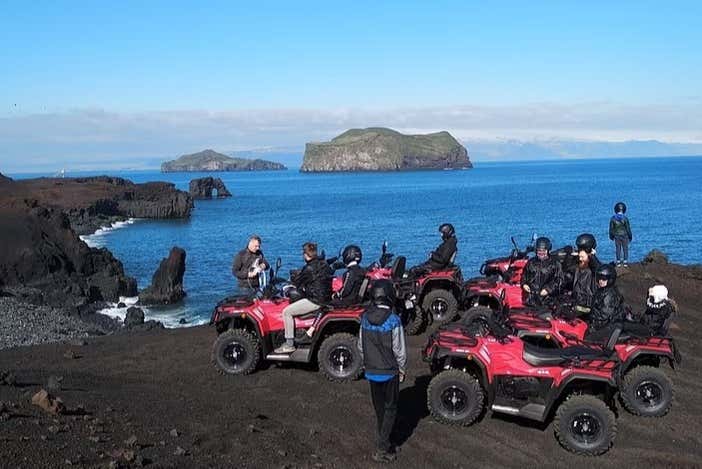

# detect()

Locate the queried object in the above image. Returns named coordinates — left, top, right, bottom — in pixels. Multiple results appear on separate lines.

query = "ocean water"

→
left=16, top=157, right=702, bottom=326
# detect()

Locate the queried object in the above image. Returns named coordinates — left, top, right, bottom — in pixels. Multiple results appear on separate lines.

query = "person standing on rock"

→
left=358, top=279, right=407, bottom=463
left=232, top=235, right=268, bottom=293
left=609, top=202, right=633, bottom=267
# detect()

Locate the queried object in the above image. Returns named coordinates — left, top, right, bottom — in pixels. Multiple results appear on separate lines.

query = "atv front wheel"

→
left=318, top=332, right=362, bottom=382
left=212, top=328, right=261, bottom=376
left=554, top=394, right=616, bottom=456
left=427, top=370, right=484, bottom=426
left=422, top=289, right=458, bottom=325
left=621, top=366, right=673, bottom=417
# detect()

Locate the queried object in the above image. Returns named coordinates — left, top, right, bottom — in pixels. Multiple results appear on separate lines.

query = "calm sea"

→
left=11, top=157, right=702, bottom=326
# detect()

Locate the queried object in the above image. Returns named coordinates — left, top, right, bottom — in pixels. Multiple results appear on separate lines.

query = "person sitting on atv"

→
left=639, top=285, right=676, bottom=336
left=584, top=263, right=626, bottom=340
left=331, top=245, right=367, bottom=308
left=274, top=242, right=333, bottom=354
left=232, top=235, right=269, bottom=293
left=571, top=233, right=602, bottom=316
left=521, top=236, right=563, bottom=305
left=409, top=223, right=457, bottom=276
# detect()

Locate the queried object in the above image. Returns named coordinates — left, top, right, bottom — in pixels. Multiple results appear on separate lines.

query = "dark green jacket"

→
left=609, top=216, right=632, bottom=241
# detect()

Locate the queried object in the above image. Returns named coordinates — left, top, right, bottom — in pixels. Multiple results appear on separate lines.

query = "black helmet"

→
left=595, top=263, right=617, bottom=286
left=342, top=245, right=362, bottom=265
left=535, top=236, right=552, bottom=251
left=575, top=233, right=597, bottom=253
left=439, top=223, right=455, bottom=240
left=614, top=202, right=627, bottom=213
left=370, top=279, right=395, bottom=306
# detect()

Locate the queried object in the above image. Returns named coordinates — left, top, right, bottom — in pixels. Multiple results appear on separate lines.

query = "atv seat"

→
left=522, top=325, right=621, bottom=367
left=391, top=256, right=406, bottom=280
left=522, top=343, right=610, bottom=367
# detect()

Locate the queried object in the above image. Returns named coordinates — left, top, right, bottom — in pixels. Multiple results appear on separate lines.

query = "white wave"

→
left=97, top=296, right=207, bottom=329
left=80, top=218, right=137, bottom=248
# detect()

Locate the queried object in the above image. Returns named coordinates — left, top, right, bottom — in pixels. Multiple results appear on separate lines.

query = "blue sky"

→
left=1, top=1, right=701, bottom=170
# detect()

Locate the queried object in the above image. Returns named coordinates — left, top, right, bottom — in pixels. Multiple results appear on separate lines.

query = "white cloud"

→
left=1, top=101, right=701, bottom=171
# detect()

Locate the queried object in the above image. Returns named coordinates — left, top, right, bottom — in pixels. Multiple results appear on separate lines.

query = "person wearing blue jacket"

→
left=358, top=279, right=407, bottom=463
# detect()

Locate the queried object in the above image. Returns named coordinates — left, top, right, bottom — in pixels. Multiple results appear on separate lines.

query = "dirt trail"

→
left=1, top=260, right=701, bottom=468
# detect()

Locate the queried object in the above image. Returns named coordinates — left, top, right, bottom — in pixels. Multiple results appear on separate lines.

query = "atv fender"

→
left=427, top=347, right=493, bottom=406
left=309, top=316, right=361, bottom=354
left=542, top=374, right=617, bottom=422
left=620, top=343, right=680, bottom=374
left=214, top=313, right=262, bottom=340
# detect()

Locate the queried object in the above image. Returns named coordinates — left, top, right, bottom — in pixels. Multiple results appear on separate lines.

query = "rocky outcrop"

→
left=0, top=200, right=137, bottom=309
left=189, top=177, right=232, bottom=199
left=644, top=250, right=669, bottom=265
left=0, top=172, right=12, bottom=183
left=301, top=128, right=472, bottom=172
left=162, top=149, right=287, bottom=172
left=139, top=247, right=187, bottom=305
left=0, top=175, right=193, bottom=236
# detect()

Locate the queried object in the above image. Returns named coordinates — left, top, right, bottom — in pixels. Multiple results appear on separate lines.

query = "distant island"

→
left=301, top=128, right=472, bottom=172
left=161, top=149, right=287, bottom=172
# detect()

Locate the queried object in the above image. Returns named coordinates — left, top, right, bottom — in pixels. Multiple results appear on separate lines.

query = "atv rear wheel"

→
left=318, top=332, right=362, bottom=382
left=212, top=328, right=260, bottom=376
left=554, top=394, right=616, bottom=456
left=404, top=307, right=425, bottom=335
left=427, top=370, right=484, bottom=426
left=422, top=289, right=458, bottom=325
left=621, top=366, right=673, bottom=417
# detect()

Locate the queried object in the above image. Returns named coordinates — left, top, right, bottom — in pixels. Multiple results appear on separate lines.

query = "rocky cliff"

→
left=162, top=149, right=287, bottom=172
left=301, top=128, right=472, bottom=172
left=1, top=176, right=193, bottom=236
left=0, top=175, right=193, bottom=309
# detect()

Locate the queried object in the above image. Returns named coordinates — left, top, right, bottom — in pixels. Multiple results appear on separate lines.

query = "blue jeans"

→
left=614, top=237, right=629, bottom=262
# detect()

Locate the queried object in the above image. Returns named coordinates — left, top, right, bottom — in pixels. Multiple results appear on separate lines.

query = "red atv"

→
left=210, top=258, right=386, bottom=382
left=423, top=315, right=679, bottom=455
left=462, top=236, right=533, bottom=313
left=465, top=301, right=681, bottom=418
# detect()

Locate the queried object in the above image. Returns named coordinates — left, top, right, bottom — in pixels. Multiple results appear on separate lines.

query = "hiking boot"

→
left=273, top=344, right=296, bottom=354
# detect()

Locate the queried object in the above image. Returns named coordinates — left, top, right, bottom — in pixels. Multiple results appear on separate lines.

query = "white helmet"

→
left=648, top=285, right=669, bottom=304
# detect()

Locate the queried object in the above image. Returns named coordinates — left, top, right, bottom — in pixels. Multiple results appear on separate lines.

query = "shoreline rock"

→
left=139, top=247, right=187, bottom=305
left=189, top=177, right=232, bottom=199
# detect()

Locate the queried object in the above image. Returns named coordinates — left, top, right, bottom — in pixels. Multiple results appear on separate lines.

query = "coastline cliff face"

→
left=162, top=149, right=286, bottom=172
left=301, top=128, right=472, bottom=172
left=1, top=176, right=193, bottom=236
left=0, top=176, right=192, bottom=309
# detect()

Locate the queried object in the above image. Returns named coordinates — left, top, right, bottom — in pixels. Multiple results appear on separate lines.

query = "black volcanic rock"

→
left=189, top=177, right=232, bottom=199
left=0, top=175, right=193, bottom=236
left=0, top=173, right=12, bottom=183
left=0, top=200, right=137, bottom=309
left=139, top=247, right=187, bottom=305
left=301, top=128, right=472, bottom=172
left=162, top=149, right=286, bottom=172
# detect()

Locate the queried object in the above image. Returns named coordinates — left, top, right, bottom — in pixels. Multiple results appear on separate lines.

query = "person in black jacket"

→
left=585, top=263, right=625, bottom=339
left=274, top=242, right=332, bottom=354
left=331, top=245, right=367, bottom=308
left=409, top=223, right=458, bottom=276
left=357, top=280, right=407, bottom=463
left=231, top=235, right=268, bottom=292
left=521, top=237, right=563, bottom=305
left=609, top=201, right=633, bottom=267
left=571, top=233, right=601, bottom=315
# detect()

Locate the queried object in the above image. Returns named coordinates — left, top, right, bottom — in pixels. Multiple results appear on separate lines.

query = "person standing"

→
left=609, top=202, right=633, bottom=267
left=232, top=235, right=269, bottom=293
left=358, top=279, right=407, bottom=463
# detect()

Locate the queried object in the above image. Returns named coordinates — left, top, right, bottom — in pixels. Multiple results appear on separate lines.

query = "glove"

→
left=398, top=370, right=406, bottom=383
